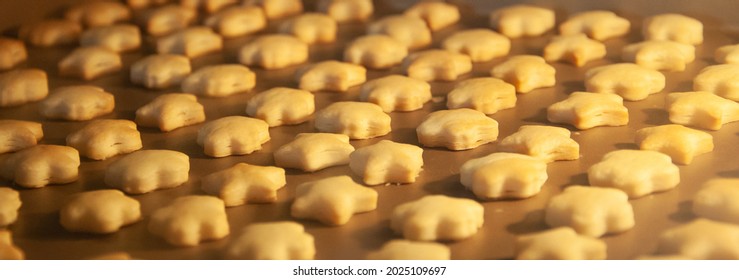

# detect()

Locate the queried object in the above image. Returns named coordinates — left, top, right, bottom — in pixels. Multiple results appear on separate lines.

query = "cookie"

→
left=291, top=176, right=378, bottom=226
left=545, top=185, right=634, bottom=237
left=498, top=125, right=580, bottom=162
left=403, top=49, right=472, bottom=82
left=366, top=240, right=450, bottom=260
left=238, top=35, right=308, bottom=70
left=446, top=77, right=516, bottom=114
left=0, top=38, right=27, bottom=70
left=588, top=150, right=680, bottom=198
left=367, top=15, right=431, bottom=49
left=196, top=116, right=270, bottom=157
left=359, top=75, right=431, bottom=112
left=490, top=55, right=556, bottom=93
left=559, top=10, right=630, bottom=41
left=442, top=29, right=510, bottom=62
left=245, top=87, right=314, bottom=127
left=490, top=5, right=555, bottom=38
left=19, top=19, right=82, bottom=47
left=543, top=34, right=606, bottom=67
left=273, top=133, right=355, bottom=172
left=0, top=120, right=43, bottom=154
left=515, top=227, right=606, bottom=260
left=226, top=221, right=315, bottom=260
left=344, top=35, right=407, bottom=69
left=135, top=93, right=205, bottom=132
left=130, top=54, right=191, bottom=89
left=0, top=69, right=48, bottom=107
left=296, top=60, right=366, bottom=92
left=104, top=150, right=189, bottom=194
left=80, top=24, right=141, bottom=53
left=391, top=195, right=484, bottom=241
left=635, top=124, right=713, bottom=164
left=666, top=91, right=739, bottom=130
left=181, top=64, right=256, bottom=97
left=416, top=108, right=499, bottom=150
left=314, top=101, right=391, bottom=139
left=60, top=189, right=141, bottom=234
left=0, top=145, right=80, bottom=188
left=40, top=86, right=115, bottom=121
left=349, top=140, right=424, bottom=185
left=0, top=187, right=21, bottom=227
left=460, top=152, right=548, bottom=200
left=204, top=6, right=266, bottom=38
left=317, top=0, right=373, bottom=22
left=201, top=163, right=285, bottom=206
left=547, top=91, right=629, bottom=130
left=66, top=119, right=142, bottom=160
left=585, top=63, right=665, bottom=101
left=279, top=13, right=337, bottom=44
left=148, top=195, right=229, bottom=246
left=156, top=27, right=223, bottom=58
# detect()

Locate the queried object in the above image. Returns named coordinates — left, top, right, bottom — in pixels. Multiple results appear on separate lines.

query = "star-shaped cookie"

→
left=545, top=185, right=635, bottom=237
left=515, top=227, right=607, bottom=260
left=291, top=176, right=378, bottom=226
left=635, top=124, right=713, bottom=164
left=201, top=163, right=286, bottom=207
left=547, top=91, right=628, bottom=130
left=666, top=91, right=739, bottom=130
left=654, top=219, right=739, bottom=259
left=544, top=34, right=606, bottom=67
left=490, top=55, right=556, bottom=93
left=588, top=150, right=680, bottom=198
left=391, top=195, right=484, bottom=241
left=693, top=64, right=739, bottom=101
left=498, top=125, right=580, bottom=162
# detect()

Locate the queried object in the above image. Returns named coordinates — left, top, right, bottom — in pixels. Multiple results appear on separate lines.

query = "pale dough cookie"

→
left=544, top=34, right=606, bottom=67
left=201, top=163, right=285, bottom=206
left=442, top=29, right=510, bottom=62
left=238, top=35, right=309, bottom=70
left=157, top=27, right=223, bottom=58
left=498, top=125, right=579, bottom=163
left=65, top=1, right=131, bottom=28
left=89, top=252, right=133, bottom=260
left=559, top=10, right=630, bottom=41
left=317, top=0, right=373, bottom=22
left=547, top=91, right=629, bottom=130
left=0, top=38, right=27, bottom=70
left=0, top=69, right=48, bottom=107
left=490, top=4, right=555, bottom=38
left=585, top=63, right=665, bottom=101
left=693, top=64, right=739, bottom=101
left=643, top=13, right=703, bottom=45
left=0, top=230, right=24, bottom=260
left=127, top=0, right=169, bottom=9
left=148, top=195, right=229, bottom=247
left=273, top=133, right=355, bottom=172
left=654, top=219, right=739, bottom=259
left=104, top=149, right=189, bottom=194
left=296, top=60, right=366, bottom=92
left=245, top=87, right=315, bottom=127
left=204, top=6, right=266, bottom=38
left=279, top=13, right=337, bottom=44
left=226, top=221, right=315, bottom=260
left=416, top=108, right=499, bottom=151
left=367, top=15, right=431, bottom=49
left=314, top=101, right=391, bottom=140
left=19, top=19, right=82, bottom=47
left=0, top=187, right=21, bottom=227
left=366, top=240, right=450, bottom=260
left=182, top=64, right=256, bottom=97
left=391, top=195, right=483, bottom=241
left=459, top=152, right=548, bottom=200
left=66, top=119, right=143, bottom=160
left=80, top=24, right=141, bottom=53
left=196, top=116, right=270, bottom=157
left=349, top=140, right=423, bottom=186
left=344, top=35, right=408, bottom=69
left=588, top=149, right=680, bottom=198
left=715, top=44, right=739, bottom=64
left=491, top=55, right=556, bottom=93
left=0, top=120, right=43, bottom=154
left=40, top=85, right=115, bottom=121
left=446, top=77, right=516, bottom=114
left=58, top=46, right=122, bottom=80
left=244, top=0, right=303, bottom=19
left=404, top=1, right=460, bottom=31
left=403, top=49, right=472, bottom=82
left=0, top=145, right=80, bottom=188
left=143, top=5, right=196, bottom=36
left=666, top=91, right=739, bottom=130
left=515, top=227, right=606, bottom=260
left=130, top=54, right=191, bottom=89
left=291, top=176, right=378, bottom=226
left=359, top=75, right=431, bottom=112
left=545, top=185, right=634, bottom=237
left=694, top=179, right=739, bottom=224
left=60, top=190, right=141, bottom=234
left=622, top=40, right=695, bottom=72
left=135, top=93, right=205, bottom=132
left=635, top=124, right=713, bottom=164
left=180, top=0, right=236, bottom=13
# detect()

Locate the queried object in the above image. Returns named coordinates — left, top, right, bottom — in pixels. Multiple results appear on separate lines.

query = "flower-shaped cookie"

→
left=130, top=54, right=191, bottom=89
left=60, top=189, right=141, bottom=234
left=693, top=179, right=739, bottom=224
left=0, top=38, right=27, bottom=70
left=349, top=140, right=423, bottom=185
left=104, top=149, right=189, bottom=194
left=314, top=101, right=391, bottom=139
left=238, top=35, right=309, bottom=70
left=515, top=227, right=607, bottom=260
left=156, top=27, right=223, bottom=58
left=80, top=24, right=141, bottom=53
left=226, top=221, right=315, bottom=260
left=416, top=108, right=499, bottom=150
left=244, top=0, right=303, bottom=19
left=585, top=63, right=665, bottom=101
left=543, top=34, right=606, bottom=67
left=246, top=87, right=315, bottom=127
left=201, top=163, right=286, bottom=206
left=317, top=0, right=373, bottom=22
left=715, top=44, right=739, bottom=64
left=0, top=187, right=21, bottom=227
left=643, top=13, right=703, bottom=45
left=489, top=5, right=555, bottom=38
left=296, top=60, right=366, bottom=92
left=460, top=152, right=548, bottom=200
left=559, top=10, right=630, bottom=41
left=148, top=195, right=229, bottom=247
left=622, top=40, right=695, bottom=72
left=64, top=1, right=131, bottom=28
left=274, top=133, right=355, bottom=172
left=291, top=176, right=378, bottom=226
left=391, top=195, right=484, bottom=241
left=693, top=64, right=739, bottom=101
left=344, top=35, right=408, bottom=69
left=143, top=5, right=196, bottom=36
left=66, top=119, right=143, bottom=160
left=40, top=86, right=115, bottom=121
left=0, top=120, right=43, bottom=154
left=442, top=29, right=510, bottom=62
left=0, top=69, right=48, bottom=107
left=19, top=19, right=82, bottom=47
left=366, top=240, right=450, bottom=260
left=367, top=15, right=431, bottom=49
left=654, top=219, right=739, bottom=259
left=588, top=149, right=680, bottom=198
left=0, top=230, right=24, bottom=260
left=0, top=145, right=80, bottom=188
left=498, top=125, right=579, bottom=162
left=545, top=185, right=634, bottom=237
left=402, top=49, right=472, bottom=82
left=279, top=13, right=337, bottom=44
left=135, top=93, right=205, bottom=132
left=666, top=91, right=739, bottom=130
left=404, top=1, right=460, bottom=31
left=446, top=77, right=516, bottom=114
left=490, top=55, right=555, bottom=93
left=635, top=124, right=713, bottom=164
left=359, top=75, right=431, bottom=112
left=182, top=64, right=256, bottom=97
left=196, top=116, right=270, bottom=157
left=205, top=6, right=266, bottom=38
left=547, top=91, right=629, bottom=130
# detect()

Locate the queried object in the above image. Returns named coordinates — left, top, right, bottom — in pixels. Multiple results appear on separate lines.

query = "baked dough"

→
left=559, top=10, right=630, bottom=41
left=226, top=221, right=315, bottom=260
left=40, top=85, right=115, bottom=121
left=366, top=240, right=450, bottom=260
left=296, top=60, right=366, bottom=92
left=0, top=230, right=24, bottom=260
left=244, top=0, right=303, bottom=19
left=654, top=219, right=739, bottom=259
left=19, top=19, right=82, bottom=47
left=442, top=29, right=510, bottom=62
left=403, top=49, right=472, bottom=82
left=693, top=64, right=739, bottom=101
left=344, top=35, right=407, bottom=69
left=622, top=40, right=695, bottom=72
left=142, top=5, right=196, bottom=36
left=66, top=119, right=142, bottom=160
left=515, top=227, right=606, bottom=260
left=135, top=93, right=205, bottom=132
left=585, top=63, right=666, bottom=101
left=0, top=187, right=21, bottom=227
left=693, top=179, right=739, bottom=224
left=130, top=54, right=191, bottom=89
left=204, top=6, right=266, bottom=38
left=349, top=140, right=423, bottom=185
left=545, top=185, right=634, bottom=237
left=666, top=91, right=739, bottom=130
left=635, top=124, right=713, bottom=164
left=416, top=108, right=499, bottom=150
left=60, top=190, right=141, bottom=234
left=105, top=150, right=189, bottom=194
left=180, top=0, right=236, bottom=13
left=245, top=87, right=314, bottom=127
left=491, top=55, right=556, bottom=93
left=201, top=163, right=285, bottom=206
left=80, top=24, right=141, bottom=53
left=490, top=5, right=555, bottom=38
left=148, top=195, right=229, bottom=247
left=367, top=15, right=431, bottom=49
left=459, top=152, right=548, bottom=200
left=543, top=34, right=606, bottom=67
left=157, top=27, right=223, bottom=58
left=643, top=13, right=703, bottom=45
left=182, top=64, right=256, bottom=97
left=58, top=46, right=122, bottom=80
left=291, top=176, right=378, bottom=226
left=0, top=69, right=48, bottom=107
left=65, top=1, right=130, bottom=28
left=0, top=38, right=27, bottom=70
left=238, top=34, right=309, bottom=70
left=446, top=77, right=516, bottom=114
left=547, top=91, right=629, bottom=130
left=498, top=125, right=579, bottom=162
left=0, top=120, right=43, bottom=154
left=359, top=75, right=431, bottom=112
left=391, top=195, right=484, bottom=241
left=715, top=44, right=739, bottom=64
left=317, top=0, right=373, bottom=22
left=126, top=0, right=169, bottom=9
left=279, top=13, right=337, bottom=44
left=196, top=116, right=270, bottom=157
left=273, top=133, right=355, bottom=172
left=404, top=1, right=460, bottom=31
left=588, top=149, right=680, bottom=198
left=314, top=101, right=391, bottom=139
left=0, top=145, right=80, bottom=188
